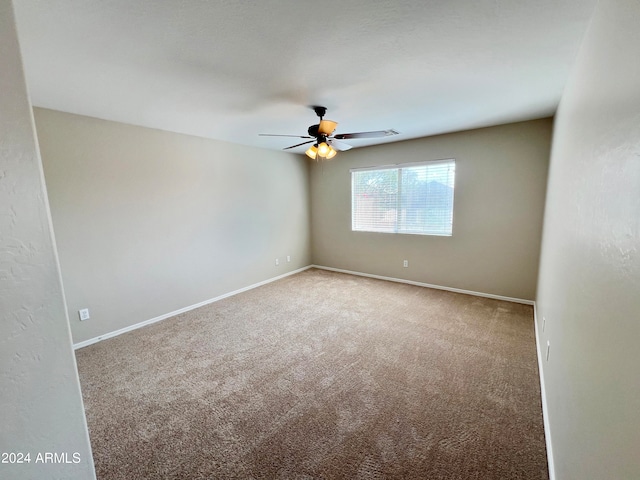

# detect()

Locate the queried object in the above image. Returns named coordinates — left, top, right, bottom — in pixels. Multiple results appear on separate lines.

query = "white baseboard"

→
left=73, top=266, right=313, bottom=350
left=311, top=265, right=535, bottom=305
left=533, top=303, right=555, bottom=480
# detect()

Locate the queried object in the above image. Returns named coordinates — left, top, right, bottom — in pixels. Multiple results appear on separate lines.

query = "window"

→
left=351, top=159, right=455, bottom=236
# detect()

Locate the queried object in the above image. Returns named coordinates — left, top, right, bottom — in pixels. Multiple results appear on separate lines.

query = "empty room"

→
left=2, top=0, right=639, bottom=479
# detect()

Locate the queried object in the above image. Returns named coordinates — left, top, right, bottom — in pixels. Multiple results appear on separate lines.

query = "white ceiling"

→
left=13, top=0, right=597, bottom=154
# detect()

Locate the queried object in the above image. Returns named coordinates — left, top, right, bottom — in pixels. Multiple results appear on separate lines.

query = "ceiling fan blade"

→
left=334, top=129, right=399, bottom=140
left=328, top=139, right=352, bottom=151
left=283, top=140, right=315, bottom=150
left=318, top=119, right=338, bottom=135
left=259, top=134, right=313, bottom=138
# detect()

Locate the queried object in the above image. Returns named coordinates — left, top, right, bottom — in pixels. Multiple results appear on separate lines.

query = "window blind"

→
left=351, top=159, right=455, bottom=236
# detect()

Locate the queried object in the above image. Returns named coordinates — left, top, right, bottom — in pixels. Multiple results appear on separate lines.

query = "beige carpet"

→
left=76, top=268, right=548, bottom=479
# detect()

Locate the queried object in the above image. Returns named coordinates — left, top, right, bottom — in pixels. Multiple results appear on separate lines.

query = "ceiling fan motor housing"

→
left=309, top=106, right=330, bottom=137
left=308, top=124, right=320, bottom=136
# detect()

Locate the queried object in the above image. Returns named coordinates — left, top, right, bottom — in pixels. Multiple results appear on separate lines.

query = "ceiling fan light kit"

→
left=305, top=142, right=337, bottom=160
left=259, top=106, right=398, bottom=161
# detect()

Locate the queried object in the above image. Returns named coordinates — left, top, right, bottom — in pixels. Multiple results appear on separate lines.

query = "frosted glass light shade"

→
left=317, top=142, right=330, bottom=157
left=305, top=142, right=337, bottom=160
left=318, top=120, right=338, bottom=135
left=305, top=144, right=318, bottom=159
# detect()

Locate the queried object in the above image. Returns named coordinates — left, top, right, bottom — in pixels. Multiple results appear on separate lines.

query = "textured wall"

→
left=0, top=1, right=95, bottom=478
left=35, top=108, right=311, bottom=344
left=536, top=0, right=640, bottom=478
left=310, top=119, right=552, bottom=301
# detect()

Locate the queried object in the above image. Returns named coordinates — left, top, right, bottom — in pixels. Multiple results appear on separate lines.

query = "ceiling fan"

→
left=259, top=106, right=399, bottom=160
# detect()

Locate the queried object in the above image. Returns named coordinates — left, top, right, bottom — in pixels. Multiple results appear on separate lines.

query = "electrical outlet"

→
left=546, top=341, right=550, bottom=361
left=287, top=255, right=291, bottom=262
left=275, top=258, right=279, bottom=266
left=79, top=308, right=90, bottom=321
left=403, top=260, right=408, bottom=268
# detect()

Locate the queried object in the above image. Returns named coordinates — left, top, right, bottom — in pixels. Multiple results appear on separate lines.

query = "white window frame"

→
left=351, top=159, right=456, bottom=236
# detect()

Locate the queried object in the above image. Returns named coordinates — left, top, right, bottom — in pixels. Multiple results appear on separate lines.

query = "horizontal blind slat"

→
left=352, top=159, right=455, bottom=236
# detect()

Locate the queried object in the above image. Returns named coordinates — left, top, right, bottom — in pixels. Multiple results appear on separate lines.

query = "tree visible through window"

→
left=351, top=159, right=455, bottom=236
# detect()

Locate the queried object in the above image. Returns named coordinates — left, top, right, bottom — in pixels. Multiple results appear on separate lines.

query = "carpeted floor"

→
left=75, top=268, right=548, bottom=479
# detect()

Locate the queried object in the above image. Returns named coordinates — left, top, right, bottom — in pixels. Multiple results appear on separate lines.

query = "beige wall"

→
left=35, top=108, right=311, bottom=344
left=310, top=119, right=552, bottom=301
left=0, top=2, right=95, bottom=478
left=536, top=0, right=640, bottom=478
